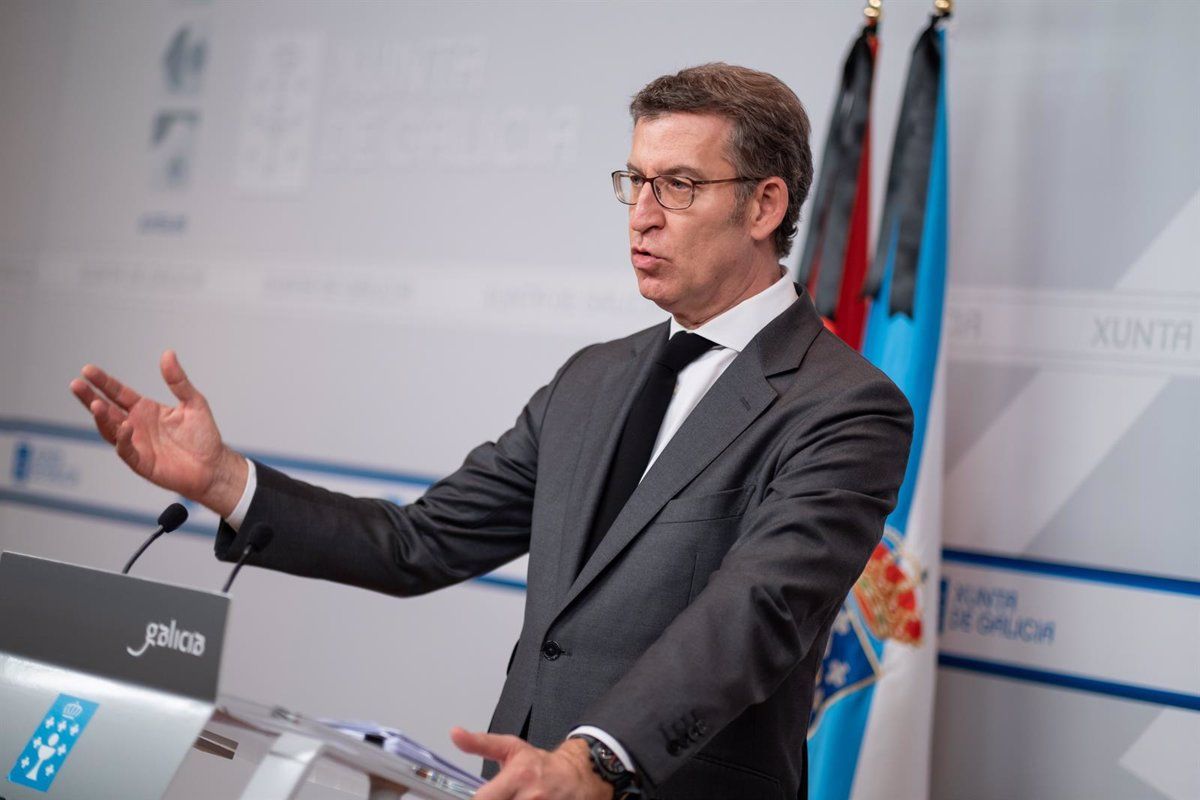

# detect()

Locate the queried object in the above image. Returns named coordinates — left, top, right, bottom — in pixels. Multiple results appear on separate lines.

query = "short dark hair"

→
left=630, top=63, right=813, bottom=258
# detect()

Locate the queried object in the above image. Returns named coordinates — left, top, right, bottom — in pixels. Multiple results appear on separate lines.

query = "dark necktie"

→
left=580, top=331, right=716, bottom=570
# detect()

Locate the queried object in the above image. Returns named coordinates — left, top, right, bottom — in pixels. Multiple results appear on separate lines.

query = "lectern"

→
left=0, top=552, right=477, bottom=800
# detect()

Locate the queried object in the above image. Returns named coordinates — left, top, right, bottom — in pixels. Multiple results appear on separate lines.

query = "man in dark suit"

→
left=72, top=64, right=912, bottom=799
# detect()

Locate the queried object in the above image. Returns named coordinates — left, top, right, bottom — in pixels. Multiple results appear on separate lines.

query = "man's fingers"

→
left=72, top=371, right=126, bottom=445
left=452, top=728, right=537, bottom=800
left=68, top=378, right=94, bottom=408
left=160, top=349, right=199, bottom=403
left=70, top=376, right=130, bottom=445
left=450, top=727, right=522, bottom=764
left=70, top=379, right=108, bottom=426
left=471, top=768, right=522, bottom=800
left=114, top=421, right=141, bottom=473
left=80, top=364, right=142, bottom=412
left=89, top=399, right=123, bottom=445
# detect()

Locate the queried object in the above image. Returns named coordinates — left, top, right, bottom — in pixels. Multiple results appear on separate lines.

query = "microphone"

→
left=122, top=502, right=189, bottom=574
left=221, top=523, right=275, bottom=593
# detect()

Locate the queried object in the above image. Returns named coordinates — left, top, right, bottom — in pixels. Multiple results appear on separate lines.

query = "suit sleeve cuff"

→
left=568, top=726, right=638, bottom=776
left=223, top=459, right=258, bottom=532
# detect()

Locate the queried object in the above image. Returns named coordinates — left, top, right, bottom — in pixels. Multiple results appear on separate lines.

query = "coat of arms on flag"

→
left=811, top=529, right=928, bottom=735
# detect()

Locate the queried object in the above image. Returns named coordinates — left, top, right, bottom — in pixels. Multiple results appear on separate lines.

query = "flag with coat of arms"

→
left=807, top=10, right=950, bottom=800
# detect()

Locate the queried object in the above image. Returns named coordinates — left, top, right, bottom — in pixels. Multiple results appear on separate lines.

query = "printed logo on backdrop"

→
left=941, top=575, right=1056, bottom=646
left=1090, top=314, right=1193, bottom=356
left=945, top=287, right=1200, bottom=377
left=162, top=23, right=209, bottom=96
left=9, top=441, right=80, bottom=488
left=140, top=16, right=211, bottom=235
left=318, top=36, right=580, bottom=172
left=809, top=528, right=928, bottom=732
left=10, top=441, right=31, bottom=483
left=149, top=111, right=200, bottom=191
left=7, top=695, right=99, bottom=793
left=236, top=34, right=326, bottom=194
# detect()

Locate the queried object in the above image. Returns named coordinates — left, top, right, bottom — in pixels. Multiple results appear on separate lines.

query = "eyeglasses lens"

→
left=613, top=172, right=694, bottom=209
left=652, top=177, right=694, bottom=209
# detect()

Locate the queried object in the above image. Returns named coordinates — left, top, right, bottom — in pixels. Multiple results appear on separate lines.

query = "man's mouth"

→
left=631, top=247, right=662, bottom=269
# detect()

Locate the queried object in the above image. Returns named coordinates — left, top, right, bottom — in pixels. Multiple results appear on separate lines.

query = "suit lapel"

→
left=558, top=285, right=826, bottom=613
left=552, top=325, right=670, bottom=601
left=560, top=342, right=776, bottom=610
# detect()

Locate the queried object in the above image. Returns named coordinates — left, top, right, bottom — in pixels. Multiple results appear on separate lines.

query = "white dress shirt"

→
left=226, top=271, right=799, bottom=777
left=646, top=270, right=798, bottom=475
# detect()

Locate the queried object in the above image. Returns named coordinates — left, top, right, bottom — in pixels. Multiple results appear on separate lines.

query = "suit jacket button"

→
left=666, top=740, right=681, bottom=756
left=541, top=640, right=563, bottom=661
left=688, top=723, right=705, bottom=740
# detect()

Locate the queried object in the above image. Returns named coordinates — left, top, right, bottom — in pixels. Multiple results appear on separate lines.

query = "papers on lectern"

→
left=319, top=719, right=485, bottom=792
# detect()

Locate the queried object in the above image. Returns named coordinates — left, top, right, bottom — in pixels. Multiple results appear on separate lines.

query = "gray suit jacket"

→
left=216, top=286, right=912, bottom=799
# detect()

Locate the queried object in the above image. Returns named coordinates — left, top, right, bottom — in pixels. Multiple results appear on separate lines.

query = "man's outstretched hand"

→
left=451, top=728, right=613, bottom=800
left=69, top=350, right=247, bottom=517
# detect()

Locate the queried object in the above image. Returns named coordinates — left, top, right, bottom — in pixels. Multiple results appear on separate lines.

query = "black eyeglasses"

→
left=611, top=170, right=762, bottom=210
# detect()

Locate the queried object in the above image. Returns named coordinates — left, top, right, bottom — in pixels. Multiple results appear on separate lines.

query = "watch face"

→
left=596, top=745, right=622, bottom=773
left=576, top=735, right=638, bottom=794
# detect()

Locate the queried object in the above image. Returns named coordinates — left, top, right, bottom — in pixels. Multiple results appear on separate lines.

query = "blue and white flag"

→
left=809, top=14, right=950, bottom=800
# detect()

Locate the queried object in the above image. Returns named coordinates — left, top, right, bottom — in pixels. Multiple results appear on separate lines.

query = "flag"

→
left=808, top=13, right=950, bottom=800
left=797, top=21, right=878, bottom=350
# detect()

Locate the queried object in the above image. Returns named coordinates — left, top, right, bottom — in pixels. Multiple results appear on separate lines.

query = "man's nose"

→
left=630, top=180, right=665, bottom=232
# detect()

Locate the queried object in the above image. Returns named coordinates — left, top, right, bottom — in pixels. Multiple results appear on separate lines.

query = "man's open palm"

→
left=69, top=350, right=246, bottom=516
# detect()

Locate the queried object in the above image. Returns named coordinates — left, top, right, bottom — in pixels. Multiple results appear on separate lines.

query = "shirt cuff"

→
left=568, top=726, right=637, bottom=776
left=224, top=459, right=257, bottom=532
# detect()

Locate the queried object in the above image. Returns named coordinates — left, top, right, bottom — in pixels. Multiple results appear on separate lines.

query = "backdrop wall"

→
left=1, top=2, right=1196, bottom=798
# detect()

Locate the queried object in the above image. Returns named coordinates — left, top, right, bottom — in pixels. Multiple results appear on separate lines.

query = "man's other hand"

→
left=69, top=349, right=247, bottom=517
left=451, top=728, right=613, bottom=800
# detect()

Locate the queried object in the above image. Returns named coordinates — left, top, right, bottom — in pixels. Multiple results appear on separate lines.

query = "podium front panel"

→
left=0, top=552, right=227, bottom=800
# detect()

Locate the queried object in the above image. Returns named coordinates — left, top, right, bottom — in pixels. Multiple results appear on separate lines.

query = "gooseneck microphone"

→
left=122, top=502, right=189, bottom=574
left=221, top=523, right=275, bottom=593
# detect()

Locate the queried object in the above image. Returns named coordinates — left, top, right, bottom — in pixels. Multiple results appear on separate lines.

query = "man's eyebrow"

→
left=660, top=164, right=703, bottom=177
left=624, top=162, right=704, bottom=177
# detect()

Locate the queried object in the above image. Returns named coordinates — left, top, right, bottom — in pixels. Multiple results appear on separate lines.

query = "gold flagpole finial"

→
left=933, top=0, right=953, bottom=18
left=864, top=0, right=883, bottom=24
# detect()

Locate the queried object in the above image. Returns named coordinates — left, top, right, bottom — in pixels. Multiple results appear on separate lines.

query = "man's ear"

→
left=748, top=177, right=788, bottom=245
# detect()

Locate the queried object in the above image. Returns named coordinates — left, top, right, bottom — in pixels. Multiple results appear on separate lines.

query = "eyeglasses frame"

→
left=610, top=170, right=764, bottom=210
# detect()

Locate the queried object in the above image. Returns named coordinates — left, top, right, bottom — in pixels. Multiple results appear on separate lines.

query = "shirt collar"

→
left=668, top=271, right=798, bottom=353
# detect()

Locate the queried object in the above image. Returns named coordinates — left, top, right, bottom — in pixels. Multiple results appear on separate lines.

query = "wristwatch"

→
left=572, top=734, right=642, bottom=798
